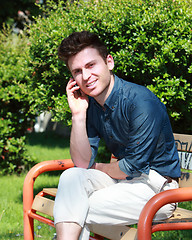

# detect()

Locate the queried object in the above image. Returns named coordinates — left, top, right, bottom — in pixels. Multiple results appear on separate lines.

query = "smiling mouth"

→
left=87, top=80, right=97, bottom=87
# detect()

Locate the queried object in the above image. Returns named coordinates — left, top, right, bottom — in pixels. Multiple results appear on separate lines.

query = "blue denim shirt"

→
left=86, top=75, right=181, bottom=179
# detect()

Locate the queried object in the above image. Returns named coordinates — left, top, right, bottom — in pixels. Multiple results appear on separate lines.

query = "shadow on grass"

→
left=26, top=131, right=71, bottom=176
left=26, top=131, right=70, bottom=149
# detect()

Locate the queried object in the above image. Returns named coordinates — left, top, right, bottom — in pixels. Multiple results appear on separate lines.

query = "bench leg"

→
left=23, top=167, right=35, bottom=240
left=24, top=212, right=34, bottom=240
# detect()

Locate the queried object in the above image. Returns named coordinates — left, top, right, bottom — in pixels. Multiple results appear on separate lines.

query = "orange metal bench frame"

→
left=137, top=187, right=192, bottom=239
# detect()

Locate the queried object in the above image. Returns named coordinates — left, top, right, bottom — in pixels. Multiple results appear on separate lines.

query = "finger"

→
left=67, top=84, right=81, bottom=98
left=66, top=79, right=76, bottom=92
left=67, top=78, right=75, bottom=89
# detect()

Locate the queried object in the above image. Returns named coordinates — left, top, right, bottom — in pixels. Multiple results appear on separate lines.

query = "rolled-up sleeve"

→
left=118, top=99, right=164, bottom=177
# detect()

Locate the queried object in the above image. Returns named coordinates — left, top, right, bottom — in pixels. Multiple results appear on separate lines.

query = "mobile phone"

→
left=74, top=82, right=81, bottom=96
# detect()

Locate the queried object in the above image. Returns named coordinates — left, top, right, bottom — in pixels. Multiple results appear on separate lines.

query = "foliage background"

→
left=0, top=0, right=192, bottom=173
left=0, top=30, right=36, bottom=174
left=29, top=0, right=192, bottom=133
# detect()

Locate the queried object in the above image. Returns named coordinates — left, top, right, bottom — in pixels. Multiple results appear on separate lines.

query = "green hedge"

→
left=29, top=0, right=192, bottom=133
left=0, top=29, right=35, bottom=174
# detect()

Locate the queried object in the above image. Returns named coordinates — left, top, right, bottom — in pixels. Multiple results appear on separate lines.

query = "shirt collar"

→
left=104, top=75, right=122, bottom=111
left=89, top=75, right=122, bottom=111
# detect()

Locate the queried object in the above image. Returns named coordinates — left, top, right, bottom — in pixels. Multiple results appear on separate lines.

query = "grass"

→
left=0, top=131, right=192, bottom=239
left=0, top=174, right=25, bottom=239
left=0, top=173, right=60, bottom=240
left=0, top=132, right=71, bottom=240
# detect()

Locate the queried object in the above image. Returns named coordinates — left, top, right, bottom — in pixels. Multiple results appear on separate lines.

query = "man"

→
left=53, top=31, right=181, bottom=240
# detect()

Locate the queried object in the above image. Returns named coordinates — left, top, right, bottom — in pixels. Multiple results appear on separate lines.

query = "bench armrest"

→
left=23, top=159, right=74, bottom=238
left=137, top=187, right=192, bottom=240
left=23, top=159, right=74, bottom=204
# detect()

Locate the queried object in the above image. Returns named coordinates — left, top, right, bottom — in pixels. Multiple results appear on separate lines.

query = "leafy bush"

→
left=29, top=0, right=192, bottom=133
left=0, top=29, right=35, bottom=174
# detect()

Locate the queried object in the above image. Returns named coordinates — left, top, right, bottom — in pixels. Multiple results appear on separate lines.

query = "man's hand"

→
left=94, top=162, right=128, bottom=180
left=66, top=78, right=89, bottom=116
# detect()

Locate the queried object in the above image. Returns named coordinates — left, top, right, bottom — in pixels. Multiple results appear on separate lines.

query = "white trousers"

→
left=53, top=168, right=178, bottom=239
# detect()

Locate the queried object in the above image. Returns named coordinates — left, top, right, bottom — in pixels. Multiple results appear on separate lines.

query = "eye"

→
left=74, top=69, right=81, bottom=75
left=88, top=62, right=95, bottom=68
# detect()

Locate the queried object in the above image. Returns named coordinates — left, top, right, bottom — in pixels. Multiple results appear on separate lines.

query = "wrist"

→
left=95, top=162, right=105, bottom=172
left=72, top=111, right=87, bottom=122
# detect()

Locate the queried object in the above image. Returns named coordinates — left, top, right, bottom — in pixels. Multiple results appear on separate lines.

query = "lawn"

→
left=0, top=132, right=192, bottom=239
left=0, top=132, right=70, bottom=240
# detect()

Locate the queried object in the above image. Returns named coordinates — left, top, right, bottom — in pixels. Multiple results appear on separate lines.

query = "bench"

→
left=137, top=133, right=192, bottom=239
left=23, top=133, right=192, bottom=239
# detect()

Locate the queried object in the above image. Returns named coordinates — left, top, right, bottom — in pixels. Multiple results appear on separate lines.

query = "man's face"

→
left=68, top=47, right=114, bottom=104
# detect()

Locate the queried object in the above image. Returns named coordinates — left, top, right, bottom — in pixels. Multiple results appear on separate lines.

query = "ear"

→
left=106, top=54, right=114, bottom=71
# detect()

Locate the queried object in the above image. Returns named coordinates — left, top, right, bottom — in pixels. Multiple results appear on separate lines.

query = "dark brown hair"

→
left=58, top=31, right=108, bottom=65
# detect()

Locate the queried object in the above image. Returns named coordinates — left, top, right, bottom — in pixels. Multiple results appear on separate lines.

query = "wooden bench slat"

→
left=89, top=224, right=137, bottom=240
left=153, top=207, right=192, bottom=225
left=32, top=195, right=54, bottom=217
left=179, top=172, right=192, bottom=188
left=173, top=207, right=192, bottom=219
left=173, top=133, right=192, bottom=153
left=43, top=188, right=57, bottom=196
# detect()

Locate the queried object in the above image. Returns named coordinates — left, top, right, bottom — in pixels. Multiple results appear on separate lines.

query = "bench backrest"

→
left=174, top=133, right=192, bottom=169
left=173, top=133, right=192, bottom=187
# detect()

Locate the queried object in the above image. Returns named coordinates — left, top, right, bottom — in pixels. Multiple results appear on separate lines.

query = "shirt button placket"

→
left=104, top=111, right=113, bottom=140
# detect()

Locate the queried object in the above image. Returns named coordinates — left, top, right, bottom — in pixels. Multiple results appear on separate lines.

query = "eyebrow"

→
left=71, top=60, right=96, bottom=74
left=85, top=60, right=96, bottom=67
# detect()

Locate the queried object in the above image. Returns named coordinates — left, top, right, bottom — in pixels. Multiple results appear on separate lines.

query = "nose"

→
left=82, top=68, right=91, bottom=80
